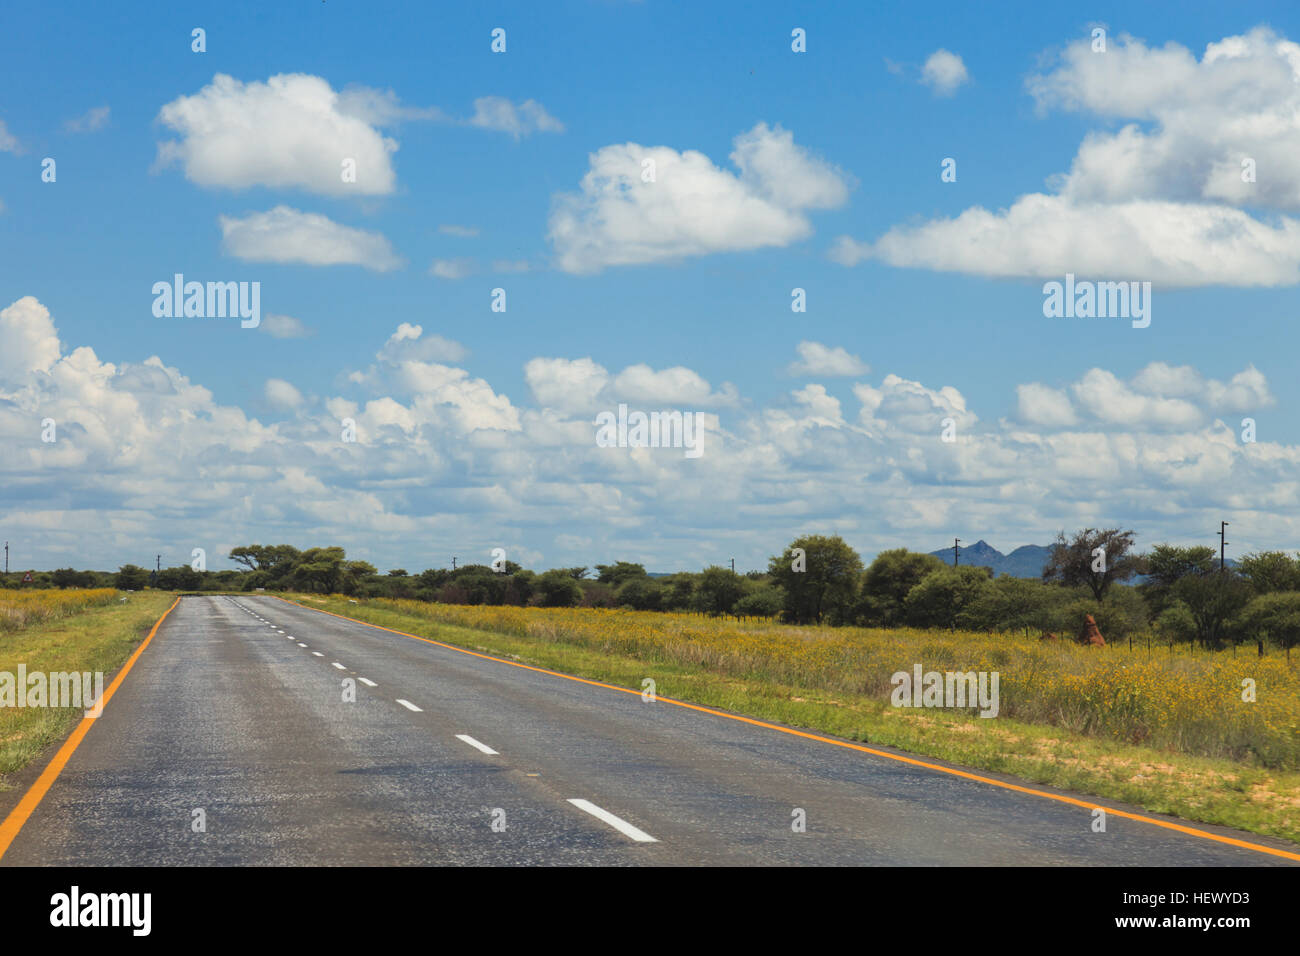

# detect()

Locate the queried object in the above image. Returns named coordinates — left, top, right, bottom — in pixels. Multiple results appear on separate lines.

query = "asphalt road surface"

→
left=2, top=595, right=1296, bottom=866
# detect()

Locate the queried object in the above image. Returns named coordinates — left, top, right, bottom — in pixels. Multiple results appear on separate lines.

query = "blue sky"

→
left=2, top=1, right=1299, bottom=573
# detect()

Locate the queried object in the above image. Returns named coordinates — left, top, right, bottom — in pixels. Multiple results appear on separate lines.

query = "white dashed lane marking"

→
left=567, top=799, right=658, bottom=843
left=396, top=699, right=422, bottom=713
left=455, top=734, right=499, bottom=755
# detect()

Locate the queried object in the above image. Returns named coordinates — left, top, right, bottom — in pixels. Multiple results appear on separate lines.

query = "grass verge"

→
left=0, top=590, right=176, bottom=785
left=293, top=594, right=1300, bottom=847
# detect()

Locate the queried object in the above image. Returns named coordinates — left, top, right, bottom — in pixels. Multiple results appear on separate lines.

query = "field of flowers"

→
left=0, top=588, right=120, bottom=632
left=352, top=599, right=1300, bottom=771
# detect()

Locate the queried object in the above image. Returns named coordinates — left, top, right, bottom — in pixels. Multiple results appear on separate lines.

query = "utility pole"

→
left=953, top=538, right=961, bottom=567
left=156, top=555, right=161, bottom=573
left=730, top=558, right=735, bottom=574
left=1219, top=522, right=1229, bottom=571
left=452, top=556, right=457, bottom=570
left=3, top=541, right=7, bottom=575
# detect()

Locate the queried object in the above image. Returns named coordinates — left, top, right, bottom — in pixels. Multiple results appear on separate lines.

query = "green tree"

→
left=658, top=573, right=697, bottom=611
left=734, top=585, right=784, bottom=619
left=615, top=576, right=664, bottom=611
left=695, top=566, right=745, bottom=616
left=290, top=547, right=347, bottom=593
left=229, top=544, right=302, bottom=579
left=767, top=535, right=864, bottom=625
left=1172, top=570, right=1253, bottom=650
left=960, top=575, right=1056, bottom=635
left=211, top=570, right=243, bottom=591
left=1042, top=528, right=1140, bottom=603
left=1154, top=601, right=1197, bottom=647
left=903, top=566, right=993, bottom=630
left=343, top=560, right=378, bottom=596
left=51, top=567, right=95, bottom=589
left=858, top=549, right=947, bottom=626
left=241, top=570, right=270, bottom=592
left=228, top=546, right=262, bottom=571
left=156, top=565, right=202, bottom=590
left=595, top=562, right=648, bottom=587
left=447, top=565, right=506, bottom=605
left=418, top=568, right=451, bottom=592
left=115, top=564, right=150, bottom=590
left=437, top=581, right=470, bottom=604
left=1139, top=544, right=1217, bottom=615
left=503, top=570, right=535, bottom=606
left=578, top=581, right=617, bottom=608
left=535, top=569, right=583, bottom=607
left=1240, top=592, right=1300, bottom=662
left=1047, top=587, right=1147, bottom=644
left=1237, top=551, right=1300, bottom=595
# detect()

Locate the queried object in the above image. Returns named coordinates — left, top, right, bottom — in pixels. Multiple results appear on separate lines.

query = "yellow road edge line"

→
left=0, top=596, right=182, bottom=862
left=277, top=595, right=1300, bottom=864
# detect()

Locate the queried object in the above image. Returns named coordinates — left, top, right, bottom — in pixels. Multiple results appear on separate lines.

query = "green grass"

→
left=292, top=594, right=1300, bottom=849
left=0, top=591, right=176, bottom=785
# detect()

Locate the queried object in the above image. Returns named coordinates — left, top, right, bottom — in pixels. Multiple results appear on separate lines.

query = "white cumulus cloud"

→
left=548, top=122, right=851, bottom=274
left=468, top=97, right=564, bottom=138
left=376, top=323, right=468, bottom=364
left=259, top=313, right=313, bottom=339
left=0, top=296, right=63, bottom=380
left=854, top=374, right=976, bottom=434
left=1018, top=363, right=1273, bottom=430
left=525, top=357, right=737, bottom=413
left=219, top=206, right=404, bottom=271
left=788, top=341, right=869, bottom=377
left=1016, top=383, right=1078, bottom=427
left=834, top=195, right=1300, bottom=287
left=4, top=295, right=1298, bottom=574
left=921, top=49, right=970, bottom=95
left=265, top=378, right=304, bottom=409
left=156, top=73, right=402, bottom=196
left=1030, top=28, right=1300, bottom=210
left=834, top=28, right=1300, bottom=288
left=429, top=258, right=476, bottom=279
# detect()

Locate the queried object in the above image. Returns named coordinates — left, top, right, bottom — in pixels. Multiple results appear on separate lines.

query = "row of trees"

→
left=226, top=546, right=788, bottom=615
left=11, top=531, right=1300, bottom=656
left=216, top=534, right=1300, bottom=655
left=764, top=531, right=1300, bottom=656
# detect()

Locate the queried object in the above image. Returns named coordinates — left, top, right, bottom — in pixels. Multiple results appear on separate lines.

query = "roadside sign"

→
left=21, top=571, right=33, bottom=583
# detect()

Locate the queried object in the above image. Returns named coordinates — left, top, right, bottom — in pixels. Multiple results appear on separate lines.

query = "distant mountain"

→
left=927, top=540, right=1054, bottom=578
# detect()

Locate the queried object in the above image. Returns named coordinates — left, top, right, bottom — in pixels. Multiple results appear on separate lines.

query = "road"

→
left=1, top=594, right=1295, bottom=865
